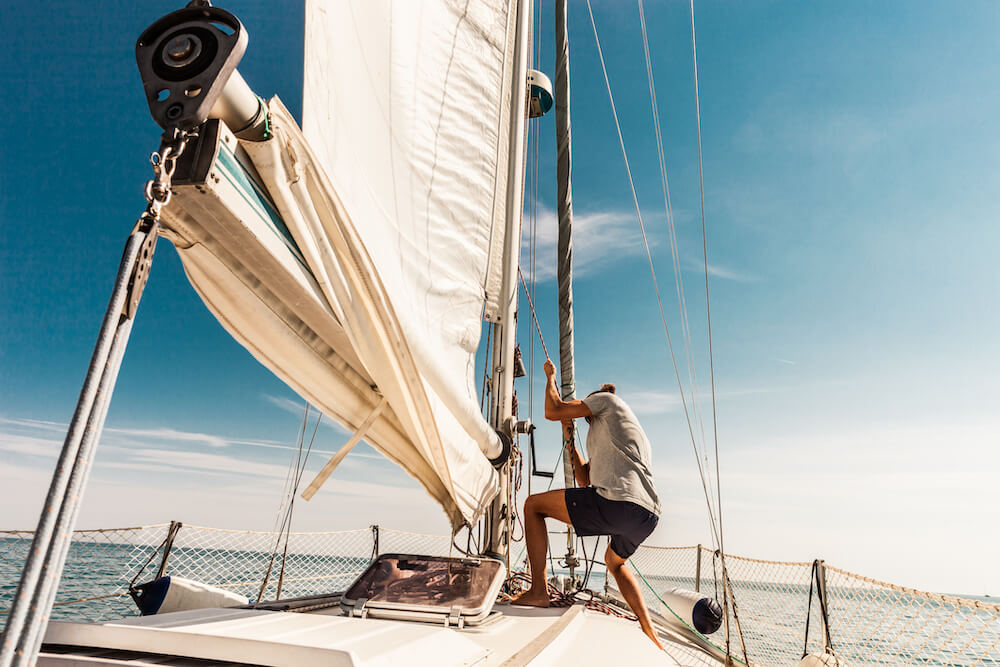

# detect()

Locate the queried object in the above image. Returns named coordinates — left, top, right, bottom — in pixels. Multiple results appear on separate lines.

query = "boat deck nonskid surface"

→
left=40, top=602, right=721, bottom=666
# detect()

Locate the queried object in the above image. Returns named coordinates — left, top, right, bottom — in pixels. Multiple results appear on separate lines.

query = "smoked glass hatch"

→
left=345, top=554, right=502, bottom=610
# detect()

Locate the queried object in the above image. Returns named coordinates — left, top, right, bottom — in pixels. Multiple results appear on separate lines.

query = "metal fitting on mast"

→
left=136, top=2, right=268, bottom=141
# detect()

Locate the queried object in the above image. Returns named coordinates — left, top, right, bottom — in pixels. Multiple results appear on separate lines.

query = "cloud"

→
left=103, top=426, right=233, bottom=449
left=261, top=394, right=350, bottom=435
left=619, top=385, right=780, bottom=417
left=681, top=257, right=758, bottom=283
left=520, top=207, right=655, bottom=281
left=520, top=207, right=755, bottom=285
left=619, top=390, right=684, bottom=416
left=0, top=416, right=383, bottom=478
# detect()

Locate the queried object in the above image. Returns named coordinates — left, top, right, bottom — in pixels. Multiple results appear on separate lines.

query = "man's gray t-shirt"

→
left=581, top=392, right=661, bottom=516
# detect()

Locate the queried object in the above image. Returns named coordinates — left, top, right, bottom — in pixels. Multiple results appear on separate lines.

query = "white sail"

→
left=296, top=1, right=522, bottom=520
left=161, top=0, right=523, bottom=530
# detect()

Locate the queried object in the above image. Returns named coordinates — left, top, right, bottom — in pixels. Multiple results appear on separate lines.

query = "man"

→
left=513, top=358, right=663, bottom=649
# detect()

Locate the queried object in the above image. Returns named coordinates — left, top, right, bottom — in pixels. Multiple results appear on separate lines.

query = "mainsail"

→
left=161, top=0, right=525, bottom=530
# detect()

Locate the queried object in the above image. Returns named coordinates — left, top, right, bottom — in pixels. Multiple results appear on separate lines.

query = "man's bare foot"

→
left=510, top=588, right=550, bottom=608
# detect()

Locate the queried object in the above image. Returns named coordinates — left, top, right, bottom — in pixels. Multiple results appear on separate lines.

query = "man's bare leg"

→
left=605, top=544, right=664, bottom=650
left=512, top=489, right=572, bottom=607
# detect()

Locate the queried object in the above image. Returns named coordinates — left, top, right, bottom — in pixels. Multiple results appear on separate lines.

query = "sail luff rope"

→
left=637, top=0, right=719, bottom=530
left=585, top=0, right=721, bottom=548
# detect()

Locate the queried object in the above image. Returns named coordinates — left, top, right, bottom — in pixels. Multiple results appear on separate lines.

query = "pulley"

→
left=527, top=69, right=553, bottom=118
left=136, top=2, right=268, bottom=141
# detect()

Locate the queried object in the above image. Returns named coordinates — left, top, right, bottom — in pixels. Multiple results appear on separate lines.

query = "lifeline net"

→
left=2, top=525, right=997, bottom=665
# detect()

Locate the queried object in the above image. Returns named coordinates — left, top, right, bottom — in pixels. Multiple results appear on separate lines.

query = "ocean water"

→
left=1, top=537, right=996, bottom=665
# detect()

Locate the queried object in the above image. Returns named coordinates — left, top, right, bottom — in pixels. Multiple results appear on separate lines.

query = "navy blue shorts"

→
left=564, top=486, right=658, bottom=559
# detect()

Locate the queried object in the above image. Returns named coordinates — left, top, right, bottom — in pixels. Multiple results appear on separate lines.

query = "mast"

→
left=485, top=0, right=532, bottom=560
left=554, top=0, right=578, bottom=576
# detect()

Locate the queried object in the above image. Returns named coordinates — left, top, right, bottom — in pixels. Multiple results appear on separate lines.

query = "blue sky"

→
left=1, top=0, right=997, bottom=596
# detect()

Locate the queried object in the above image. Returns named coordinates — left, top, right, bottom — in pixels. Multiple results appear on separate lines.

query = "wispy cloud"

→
left=261, top=394, right=350, bottom=435
left=619, top=390, right=684, bottom=416
left=263, top=393, right=309, bottom=417
left=0, top=416, right=387, bottom=480
left=776, top=359, right=797, bottom=365
left=520, top=206, right=755, bottom=284
left=682, top=257, right=758, bottom=283
left=520, top=207, right=655, bottom=281
left=618, top=385, right=781, bottom=417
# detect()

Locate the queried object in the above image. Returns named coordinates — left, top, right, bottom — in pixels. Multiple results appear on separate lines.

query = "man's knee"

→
left=524, top=493, right=542, bottom=516
left=604, top=546, right=625, bottom=573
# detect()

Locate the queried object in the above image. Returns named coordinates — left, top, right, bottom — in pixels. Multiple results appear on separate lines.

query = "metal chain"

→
left=124, top=128, right=195, bottom=319
left=141, top=128, right=194, bottom=228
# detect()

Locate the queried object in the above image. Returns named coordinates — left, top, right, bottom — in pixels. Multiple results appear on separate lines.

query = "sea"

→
left=1, top=537, right=996, bottom=665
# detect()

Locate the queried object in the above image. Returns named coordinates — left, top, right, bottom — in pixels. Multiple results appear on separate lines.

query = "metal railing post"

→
left=695, top=544, right=702, bottom=592
left=155, top=522, right=184, bottom=580
left=816, top=559, right=829, bottom=651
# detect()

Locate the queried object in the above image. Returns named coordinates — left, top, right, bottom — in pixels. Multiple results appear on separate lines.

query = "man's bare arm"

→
left=543, top=359, right=591, bottom=421
left=564, top=419, right=590, bottom=488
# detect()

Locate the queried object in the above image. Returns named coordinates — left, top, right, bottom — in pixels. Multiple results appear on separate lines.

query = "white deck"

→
left=40, top=602, right=722, bottom=666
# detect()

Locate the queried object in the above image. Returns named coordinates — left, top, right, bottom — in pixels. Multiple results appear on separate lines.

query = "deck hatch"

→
left=340, top=553, right=504, bottom=627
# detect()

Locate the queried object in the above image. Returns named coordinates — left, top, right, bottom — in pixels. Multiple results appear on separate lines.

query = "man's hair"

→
left=587, top=383, right=616, bottom=397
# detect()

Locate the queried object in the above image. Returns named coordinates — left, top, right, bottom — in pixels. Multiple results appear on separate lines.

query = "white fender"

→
left=659, top=587, right=723, bottom=635
left=133, top=576, right=248, bottom=615
left=799, top=652, right=840, bottom=666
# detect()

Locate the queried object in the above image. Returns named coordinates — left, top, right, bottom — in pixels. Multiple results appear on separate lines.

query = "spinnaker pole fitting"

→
left=136, top=2, right=268, bottom=141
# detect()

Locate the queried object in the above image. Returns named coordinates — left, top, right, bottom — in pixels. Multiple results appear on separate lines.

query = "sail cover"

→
left=164, top=0, right=523, bottom=530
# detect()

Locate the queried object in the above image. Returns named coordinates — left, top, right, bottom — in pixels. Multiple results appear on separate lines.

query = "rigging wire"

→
left=687, top=0, right=737, bottom=654
left=275, top=411, right=321, bottom=598
left=636, top=0, right=720, bottom=528
left=258, top=404, right=320, bottom=603
left=585, top=0, right=720, bottom=549
left=687, top=0, right=724, bottom=556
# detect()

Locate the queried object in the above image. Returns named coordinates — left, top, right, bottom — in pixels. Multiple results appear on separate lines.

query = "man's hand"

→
left=542, top=357, right=591, bottom=421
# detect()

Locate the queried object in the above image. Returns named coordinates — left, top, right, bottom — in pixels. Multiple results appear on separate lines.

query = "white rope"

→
left=585, top=0, right=721, bottom=549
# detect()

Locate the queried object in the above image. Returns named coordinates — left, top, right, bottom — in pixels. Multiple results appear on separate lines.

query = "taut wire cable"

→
left=637, top=0, right=719, bottom=524
left=585, top=0, right=720, bottom=549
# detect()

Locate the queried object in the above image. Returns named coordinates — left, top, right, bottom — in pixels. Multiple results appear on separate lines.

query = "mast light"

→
left=527, top=69, right=553, bottom=118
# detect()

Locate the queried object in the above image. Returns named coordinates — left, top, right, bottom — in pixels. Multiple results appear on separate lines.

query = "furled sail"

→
left=298, top=1, right=522, bottom=521
left=160, top=0, right=524, bottom=530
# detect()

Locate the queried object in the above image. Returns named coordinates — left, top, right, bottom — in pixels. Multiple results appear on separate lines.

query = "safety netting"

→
left=629, top=543, right=1000, bottom=665
left=2, top=526, right=998, bottom=665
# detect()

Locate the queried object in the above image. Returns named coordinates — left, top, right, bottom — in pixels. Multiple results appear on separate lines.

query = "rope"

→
left=629, top=560, right=747, bottom=665
left=585, top=0, right=721, bottom=551
left=518, top=267, right=551, bottom=360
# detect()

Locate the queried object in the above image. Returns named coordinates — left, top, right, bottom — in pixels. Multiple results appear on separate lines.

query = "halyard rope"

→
left=518, top=267, right=550, bottom=360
